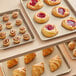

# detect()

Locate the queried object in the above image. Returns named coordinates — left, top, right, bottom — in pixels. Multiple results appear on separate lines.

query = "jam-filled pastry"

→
left=0, top=24, right=2, bottom=31
left=7, top=58, right=18, bottom=68
left=27, top=0, right=43, bottom=10
left=0, top=32, right=6, bottom=39
left=49, top=55, right=62, bottom=72
left=52, top=6, right=69, bottom=18
left=43, top=46, right=54, bottom=57
left=10, top=29, right=16, bottom=37
left=62, top=17, right=76, bottom=30
left=3, top=14, right=9, bottom=22
left=32, top=62, right=44, bottom=76
left=13, top=67, right=26, bottom=76
left=24, top=53, right=36, bottom=64
left=73, top=49, right=76, bottom=57
left=23, top=34, right=30, bottom=40
left=41, top=24, right=58, bottom=37
left=3, top=38, right=10, bottom=46
left=34, top=11, right=49, bottom=24
left=16, top=19, right=22, bottom=26
left=44, top=0, right=61, bottom=6
left=6, top=22, right=12, bottom=29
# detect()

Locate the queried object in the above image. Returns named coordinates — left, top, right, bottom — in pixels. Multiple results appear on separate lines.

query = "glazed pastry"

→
left=32, top=62, right=44, bottom=76
left=10, top=29, right=16, bottom=37
left=13, top=67, right=26, bottom=76
left=52, top=6, right=69, bottom=18
left=27, top=0, right=43, bottom=10
left=41, top=24, right=58, bottom=37
left=24, top=53, right=36, bottom=64
left=34, top=11, right=49, bottom=24
left=62, top=17, right=76, bottom=30
left=0, top=32, right=6, bottom=39
left=0, top=24, right=2, bottom=31
left=73, top=49, right=76, bottom=57
left=16, top=19, right=22, bottom=26
left=23, top=34, right=30, bottom=40
left=3, top=14, right=9, bottom=22
left=13, top=36, right=21, bottom=44
left=7, top=58, right=18, bottom=68
left=43, top=46, right=54, bottom=57
left=6, top=22, right=12, bottom=29
left=12, top=11, right=18, bottom=19
left=49, top=55, right=62, bottom=72
left=44, top=0, right=61, bottom=6
left=3, top=38, right=10, bottom=46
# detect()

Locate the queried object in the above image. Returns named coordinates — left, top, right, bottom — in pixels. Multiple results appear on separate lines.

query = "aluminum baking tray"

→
left=0, top=9, right=34, bottom=49
left=2, top=46, right=71, bottom=76
left=20, top=0, right=76, bottom=41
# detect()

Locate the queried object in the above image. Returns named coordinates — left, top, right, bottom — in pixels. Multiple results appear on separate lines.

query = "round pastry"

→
left=6, top=22, right=12, bottom=29
left=12, top=11, right=18, bottom=19
left=44, top=0, right=61, bottom=6
left=3, top=14, right=9, bottom=22
left=23, top=34, right=30, bottom=40
left=10, top=29, right=16, bottom=37
left=41, top=24, right=58, bottom=37
left=52, top=6, right=70, bottom=18
left=0, top=32, right=6, bottom=39
left=62, top=17, right=76, bottom=30
left=13, top=36, right=21, bottom=44
left=34, top=11, right=49, bottom=23
left=73, top=49, right=76, bottom=57
left=0, top=24, right=2, bottom=31
left=3, top=38, right=10, bottom=47
left=27, top=0, right=44, bottom=10
left=16, top=19, right=22, bottom=26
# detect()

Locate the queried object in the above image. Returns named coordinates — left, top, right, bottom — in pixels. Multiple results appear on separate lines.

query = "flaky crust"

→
left=73, top=49, right=76, bottom=57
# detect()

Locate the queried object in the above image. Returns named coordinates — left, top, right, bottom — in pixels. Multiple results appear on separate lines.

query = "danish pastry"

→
left=73, top=49, right=76, bottom=57
left=27, top=0, right=44, bottom=10
left=52, top=6, right=69, bottom=18
left=0, top=24, right=2, bottom=31
left=13, top=67, right=26, bottom=76
left=0, top=32, right=6, bottom=39
left=49, top=55, right=62, bottom=72
left=7, top=58, right=18, bottom=68
left=62, top=17, right=76, bottom=30
left=6, top=22, right=12, bottom=29
left=34, top=11, right=49, bottom=23
left=10, top=29, right=16, bottom=37
left=12, top=11, right=18, bottom=19
left=41, top=24, right=58, bottom=37
left=3, top=14, right=9, bottom=22
left=23, top=34, right=30, bottom=40
left=43, top=46, right=54, bottom=57
left=16, top=19, right=22, bottom=26
left=44, top=0, right=61, bottom=6
left=32, top=62, right=44, bottom=76
left=24, top=53, right=36, bottom=64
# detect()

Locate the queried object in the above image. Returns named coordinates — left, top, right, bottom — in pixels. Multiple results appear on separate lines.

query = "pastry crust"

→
left=6, top=22, right=12, bottom=29
left=62, top=17, right=76, bottom=30
left=27, top=0, right=43, bottom=10
left=16, top=19, right=22, bottom=26
left=19, top=27, right=26, bottom=34
left=12, top=12, right=18, bottom=19
left=34, top=11, right=49, bottom=24
left=10, top=29, right=16, bottom=37
left=44, top=0, right=61, bottom=6
left=52, top=6, right=69, bottom=18
left=41, top=24, right=58, bottom=37
left=23, top=34, right=30, bottom=40
left=0, top=32, right=6, bottom=39
left=0, top=24, right=2, bottom=31
left=24, top=53, right=36, bottom=64
left=3, top=14, right=9, bottom=22
left=73, top=49, right=76, bottom=57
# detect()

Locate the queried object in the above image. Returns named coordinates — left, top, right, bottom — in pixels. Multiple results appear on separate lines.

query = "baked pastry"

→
left=41, top=24, right=58, bottom=37
left=49, top=55, right=62, bottom=72
left=73, top=49, right=76, bottom=57
left=3, top=14, right=9, bottom=22
left=62, top=17, right=76, bottom=30
left=24, top=53, right=36, bottom=64
left=7, top=58, right=18, bottom=68
left=0, top=24, right=2, bottom=31
left=3, top=38, right=10, bottom=46
left=12, top=11, right=18, bottom=19
left=23, top=34, right=30, bottom=40
left=43, top=46, right=54, bottom=57
left=32, top=62, right=44, bottom=76
left=13, top=67, right=26, bottom=76
left=6, top=22, right=12, bottom=29
left=44, top=0, right=61, bottom=6
left=16, top=19, right=22, bottom=26
left=27, top=0, right=43, bottom=10
left=0, top=32, right=6, bottom=39
left=34, top=11, right=49, bottom=23
left=52, top=6, right=69, bottom=18
left=10, top=29, right=16, bottom=37
left=13, top=36, right=21, bottom=44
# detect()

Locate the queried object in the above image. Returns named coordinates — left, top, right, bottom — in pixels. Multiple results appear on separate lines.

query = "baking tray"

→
left=2, top=46, right=71, bottom=76
left=20, top=0, right=76, bottom=41
left=0, top=9, right=34, bottom=49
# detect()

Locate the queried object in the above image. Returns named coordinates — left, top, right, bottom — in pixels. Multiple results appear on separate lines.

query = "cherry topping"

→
left=51, top=0, right=56, bottom=1
left=30, top=0, right=38, bottom=6
left=37, top=13, right=46, bottom=18
left=58, top=8, right=65, bottom=15
left=45, top=25, right=54, bottom=30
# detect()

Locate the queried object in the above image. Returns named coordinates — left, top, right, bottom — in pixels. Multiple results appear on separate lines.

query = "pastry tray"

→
left=0, top=9, right=34, bottom=49
left=2, top=46, right=71, bottom=76
left=20, top=0, right=76, bottom=41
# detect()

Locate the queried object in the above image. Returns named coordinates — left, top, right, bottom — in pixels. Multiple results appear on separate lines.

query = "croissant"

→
left=49, top=55, right=62, bottom=72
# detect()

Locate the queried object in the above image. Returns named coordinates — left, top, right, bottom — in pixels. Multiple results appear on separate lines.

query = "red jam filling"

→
left=51, top=0, right=56, bottom=1
left=45, top=25, right=54, bottom=30
left=30, top=0, right=38, bottom=6
left=58, top=8, right=65, bottom=15
left=37, top=13, right=46, bottom=18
